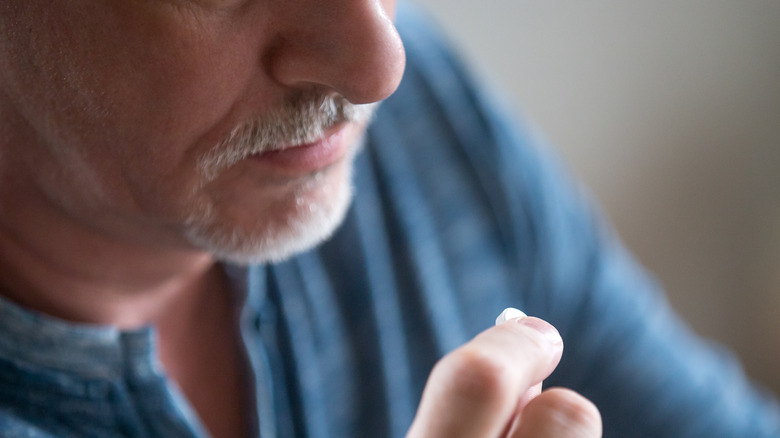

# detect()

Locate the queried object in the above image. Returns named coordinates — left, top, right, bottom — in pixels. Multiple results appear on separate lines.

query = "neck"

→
left=0, top=224, right=220, bottom=329
left=0, top=178, right=221, bottom=330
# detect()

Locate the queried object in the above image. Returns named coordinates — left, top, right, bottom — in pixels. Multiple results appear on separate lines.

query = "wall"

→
left=412, top=0, right=780, bottom=393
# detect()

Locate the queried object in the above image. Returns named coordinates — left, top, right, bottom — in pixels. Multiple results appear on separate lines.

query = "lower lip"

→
left=250, top=125, right=350, bottom=173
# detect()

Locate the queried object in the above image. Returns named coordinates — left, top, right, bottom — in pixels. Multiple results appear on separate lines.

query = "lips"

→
left=249, top=124, right=351, bottom=174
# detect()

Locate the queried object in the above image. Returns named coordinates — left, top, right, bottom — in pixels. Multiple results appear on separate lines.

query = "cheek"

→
left=0, top=3, right=112, bottom=142
left=93, top=8, right=267, bottom=196
left=86, top=8, right=252, bottom=156
left=0, top=3, right=136, bottom=209
left=4, top=2, right=260, bottom=205
left=8, top=1, right=252, bottom=150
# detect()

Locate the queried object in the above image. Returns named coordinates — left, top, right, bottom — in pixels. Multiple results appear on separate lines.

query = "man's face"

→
left=0, top=0, right=405, bottom=263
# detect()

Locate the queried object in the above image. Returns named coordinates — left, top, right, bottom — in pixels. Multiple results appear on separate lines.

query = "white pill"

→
left=495, top=307, right=527, bottom=325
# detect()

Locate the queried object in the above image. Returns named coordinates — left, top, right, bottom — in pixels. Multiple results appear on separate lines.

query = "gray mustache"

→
left=199, top=93, right=376, bottom=181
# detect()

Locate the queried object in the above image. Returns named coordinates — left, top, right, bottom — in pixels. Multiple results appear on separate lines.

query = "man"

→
left=0, top=1, right=776, bottom=437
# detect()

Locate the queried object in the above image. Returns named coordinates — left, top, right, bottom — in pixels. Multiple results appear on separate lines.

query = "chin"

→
left=182, top=163, right=354, bottom=265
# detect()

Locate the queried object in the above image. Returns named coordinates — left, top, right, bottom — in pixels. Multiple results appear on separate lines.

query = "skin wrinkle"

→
left=0, top=4, right=125, bottom=218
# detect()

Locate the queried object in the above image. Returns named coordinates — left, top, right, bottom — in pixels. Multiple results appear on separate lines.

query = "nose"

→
left=267, top=1, right=406, bottom=105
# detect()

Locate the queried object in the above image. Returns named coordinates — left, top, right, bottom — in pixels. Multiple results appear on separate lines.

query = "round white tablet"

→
left=495, top=307, right=527, bottom=325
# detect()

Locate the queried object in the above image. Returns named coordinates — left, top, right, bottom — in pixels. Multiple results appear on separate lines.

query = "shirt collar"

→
left=0, top=293, right=157, bottom=379
left=0, top=263, right=258, bottom=380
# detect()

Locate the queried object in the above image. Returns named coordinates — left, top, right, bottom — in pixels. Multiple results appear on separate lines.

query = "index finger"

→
left=406, top=317, right=564, bottom=438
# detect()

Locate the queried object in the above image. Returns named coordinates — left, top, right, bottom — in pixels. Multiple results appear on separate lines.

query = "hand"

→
left=406, top=317, right=602, bottom=437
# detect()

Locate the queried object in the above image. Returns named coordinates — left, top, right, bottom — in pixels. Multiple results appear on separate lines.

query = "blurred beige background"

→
left=413, top=0, right=780, bottom=393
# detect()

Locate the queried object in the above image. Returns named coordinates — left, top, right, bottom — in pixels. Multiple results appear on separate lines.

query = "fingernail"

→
left=518, top=317, right=563, bottom=345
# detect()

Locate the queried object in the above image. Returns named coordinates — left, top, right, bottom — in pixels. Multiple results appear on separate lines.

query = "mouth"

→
left=248, top=123, right=353, bottom=174
left=200, top=95, right=377, bottom=182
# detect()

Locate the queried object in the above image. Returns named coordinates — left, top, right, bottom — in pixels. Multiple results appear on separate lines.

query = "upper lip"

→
left=276, top=122, right=345, bottom=151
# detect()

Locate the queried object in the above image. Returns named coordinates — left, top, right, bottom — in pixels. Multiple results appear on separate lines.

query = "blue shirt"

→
left=2, top=4, right=779, bottom=437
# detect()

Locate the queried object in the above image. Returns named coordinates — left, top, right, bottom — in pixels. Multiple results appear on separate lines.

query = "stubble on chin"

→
left=183, top=165, right=354, bottom=265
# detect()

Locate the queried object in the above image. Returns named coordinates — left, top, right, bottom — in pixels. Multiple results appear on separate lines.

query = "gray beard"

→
left=183, top=93, right=375, bottom=265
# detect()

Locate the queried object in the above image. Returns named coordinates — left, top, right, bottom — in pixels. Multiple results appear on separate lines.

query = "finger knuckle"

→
left=434, top=346, right=515, bottom=405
